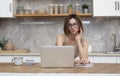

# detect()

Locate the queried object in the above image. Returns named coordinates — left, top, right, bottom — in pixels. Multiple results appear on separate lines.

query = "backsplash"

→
left=0, top=17, right=120, bottom=53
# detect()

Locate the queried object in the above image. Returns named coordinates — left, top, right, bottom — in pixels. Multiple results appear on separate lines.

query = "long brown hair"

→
left=64, top=14, right=84, bottom=36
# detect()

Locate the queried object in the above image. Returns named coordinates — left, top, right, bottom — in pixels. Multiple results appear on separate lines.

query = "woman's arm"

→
left=76, top=38, right=89, bottom=64
left=75, top=29, right=89, bottom=64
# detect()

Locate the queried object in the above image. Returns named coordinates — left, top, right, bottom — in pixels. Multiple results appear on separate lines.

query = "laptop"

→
left=40, top=46, right=74, bottom=67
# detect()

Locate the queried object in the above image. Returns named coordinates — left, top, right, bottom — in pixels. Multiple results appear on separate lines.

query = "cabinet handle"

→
left=115, top=1, right=117, bottom=10
left=9, top=3, right=12, bottom=12
left=118, top=2, right=119, bottom=10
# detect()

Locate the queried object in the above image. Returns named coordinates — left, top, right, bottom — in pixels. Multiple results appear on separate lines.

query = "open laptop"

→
left=40, top=46, right=74, bottom=67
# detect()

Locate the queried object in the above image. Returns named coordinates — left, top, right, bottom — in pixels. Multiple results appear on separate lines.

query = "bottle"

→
left=54, top=4, right=58, bottom=14
left=59, top=4, right=64, bottom=14
left=67, top=3, right=73, bottom=14
left=49, top=4, right=54, bottom=14
left=75, top=4, right=80, bottom=14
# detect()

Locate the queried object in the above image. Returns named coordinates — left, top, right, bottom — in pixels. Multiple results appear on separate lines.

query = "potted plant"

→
left=0, top=38, right=8, bottom=50
left=67, top=3, right=73, bottom=14
left=82, top=3, right=89, bottom=14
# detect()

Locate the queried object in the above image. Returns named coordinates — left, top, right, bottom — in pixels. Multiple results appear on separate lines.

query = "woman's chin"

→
left=71, top=32, right=78, bottom=35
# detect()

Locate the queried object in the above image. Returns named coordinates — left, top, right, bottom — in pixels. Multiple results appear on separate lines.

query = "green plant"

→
left=0, top=37, right=8, bottom=50
left=82, top=3, right=89, bottom=9
left=68, top=3, right=73, bottom=7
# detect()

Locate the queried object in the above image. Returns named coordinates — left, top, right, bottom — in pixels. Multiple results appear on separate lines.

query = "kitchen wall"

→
left=0, top=0, right=120, bottom=53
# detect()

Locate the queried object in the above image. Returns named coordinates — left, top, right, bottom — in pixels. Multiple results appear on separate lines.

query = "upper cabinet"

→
left=0, top=0, right=14, bottom=18
left=93, top=0, right=120, bottom=16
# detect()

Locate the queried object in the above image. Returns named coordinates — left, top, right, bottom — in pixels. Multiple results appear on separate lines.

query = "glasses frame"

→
left=68, top=22, right=78, bottom=28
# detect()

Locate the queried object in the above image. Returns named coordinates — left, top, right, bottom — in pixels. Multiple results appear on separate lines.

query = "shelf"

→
left=14, top=13, right=92, bottom=17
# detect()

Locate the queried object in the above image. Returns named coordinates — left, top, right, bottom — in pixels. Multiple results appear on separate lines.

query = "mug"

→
left=12, top=57, right=23, bottom=66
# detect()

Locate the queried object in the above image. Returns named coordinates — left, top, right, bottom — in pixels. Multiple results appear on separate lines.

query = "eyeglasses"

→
left=68, top=23, right=78, bottom=27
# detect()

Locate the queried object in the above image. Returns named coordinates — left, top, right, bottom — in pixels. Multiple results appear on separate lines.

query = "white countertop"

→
left=0, top=52, right=120, bottom=56
left=0, top=53, right=40, bottom=56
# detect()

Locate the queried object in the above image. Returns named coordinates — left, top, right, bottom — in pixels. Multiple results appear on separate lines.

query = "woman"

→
left=56, top=14, right=90, bottom=64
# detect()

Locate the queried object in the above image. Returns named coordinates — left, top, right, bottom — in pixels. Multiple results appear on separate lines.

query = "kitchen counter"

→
left=89, top=52, right=120, bottom=56
left=0, top=53, right=40, bottom=56
left=0, top=63, right=119, bottom=74
left=0, top=52, right=120, bottom=56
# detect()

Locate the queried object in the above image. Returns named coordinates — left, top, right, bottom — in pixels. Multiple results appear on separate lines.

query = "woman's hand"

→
left=75, top=57, right=90, bottom=64
left=80, top=57, right=90, bottom=64
left=75, top=29, right=83, bottom=41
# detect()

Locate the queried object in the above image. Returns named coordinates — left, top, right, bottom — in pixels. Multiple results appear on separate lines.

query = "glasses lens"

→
left=68, top=23, right=78, bottom=27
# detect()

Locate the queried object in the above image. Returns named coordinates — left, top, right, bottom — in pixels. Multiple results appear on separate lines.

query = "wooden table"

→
left=0, top=63, right=119, bottom=74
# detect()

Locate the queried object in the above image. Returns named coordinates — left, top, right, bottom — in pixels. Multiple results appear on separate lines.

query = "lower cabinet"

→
left=116, top=56, right=120, bottom=63
left=88, top=56, right=94, bottom=63
left=93, top=56, right=116, bottom=63
left=0, top=56, right=13, bottom=62
left=0, top=54, right=120, bottom=63
left=0, top=55, right=41, bottom=63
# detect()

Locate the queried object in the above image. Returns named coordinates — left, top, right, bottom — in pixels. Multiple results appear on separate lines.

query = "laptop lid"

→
left=40, top=46, right=74, bottom=67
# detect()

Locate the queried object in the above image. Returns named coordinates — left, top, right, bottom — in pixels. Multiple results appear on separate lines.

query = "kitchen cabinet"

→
left=0, top=53, right=120, bottom=63
left=0, top=54, right=40, bottom=63
left=0, top=0, right=14, bottom=18
left=93, top=56, right=117, bottom=63
left=93, top=0, right=120, bottom=16
left=88, top=56, right=94, bottom=63
left=116, top=56, right=120, bottom=63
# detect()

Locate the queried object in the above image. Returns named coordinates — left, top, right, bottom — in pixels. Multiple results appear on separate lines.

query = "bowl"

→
left=25, top=60, right=34, bottom=66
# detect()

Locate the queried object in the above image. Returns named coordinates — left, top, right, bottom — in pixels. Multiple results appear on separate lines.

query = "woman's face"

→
left=68, top=18, right=79, bottom=35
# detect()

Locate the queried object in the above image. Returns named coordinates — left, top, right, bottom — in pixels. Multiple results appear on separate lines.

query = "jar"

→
left=16, top=6, right=24, bottom=14
left=4, top=40, right=14, bottom=50
left=59, top=4, right=64, bottom=14
left=67, top=3, right=73, bottom=14
left=54, top=4, right=58, bottom=14
left=49, top=4, right=54, bottom=14
left=75, top=4, right=80, bottom=14
left=24, top=9, right=31, bottom=14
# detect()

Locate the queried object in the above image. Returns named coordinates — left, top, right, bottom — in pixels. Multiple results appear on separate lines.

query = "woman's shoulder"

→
left=57, top=33, right=65, bottom=38
left=56, top=34, right=65, bottom=45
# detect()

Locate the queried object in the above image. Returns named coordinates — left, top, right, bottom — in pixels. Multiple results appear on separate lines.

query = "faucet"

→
left=112, top=34, right=117, bottom=52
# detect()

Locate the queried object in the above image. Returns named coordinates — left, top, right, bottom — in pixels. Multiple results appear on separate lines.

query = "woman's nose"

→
left=71, top=25, right=74, bottom=28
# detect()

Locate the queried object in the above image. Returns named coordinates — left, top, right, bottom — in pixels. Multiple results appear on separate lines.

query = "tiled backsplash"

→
left=0, top=17, right=120, bottom=53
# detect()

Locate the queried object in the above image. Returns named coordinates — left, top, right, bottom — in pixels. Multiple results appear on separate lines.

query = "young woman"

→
left=56, top=14, right=90, bottom=64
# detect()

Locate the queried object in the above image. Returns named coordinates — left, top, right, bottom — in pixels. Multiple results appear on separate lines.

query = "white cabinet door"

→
left=0, top=56, right=13, bottom=62
left=93, top=0, right=120, bottom=16
left=116, top=56, right=120, bottom=63
left=94, top=56, right=116, bottom=63
left=0, top=0, right=13, bottom=17
left=88, top=56, right=94, bottom=63
left=0, top=55, right=40, bottom=63
left=22, top=56, right=41, bottom=63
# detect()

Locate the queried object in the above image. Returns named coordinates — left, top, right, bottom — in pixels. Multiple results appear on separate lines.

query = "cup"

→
left=12, top=57, right=23, bottom=66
